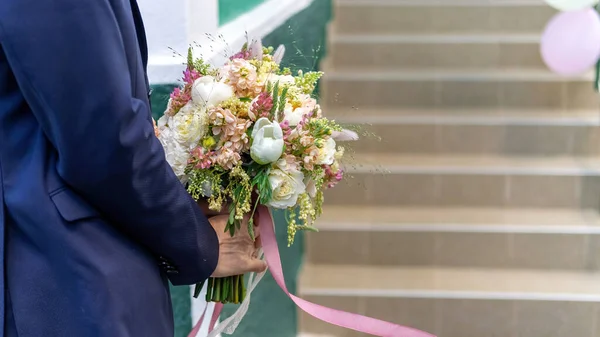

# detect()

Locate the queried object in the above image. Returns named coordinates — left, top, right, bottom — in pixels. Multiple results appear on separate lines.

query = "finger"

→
left=245, top=258, right=267, bottom=273
left=254, top=235, right=262, bottom=249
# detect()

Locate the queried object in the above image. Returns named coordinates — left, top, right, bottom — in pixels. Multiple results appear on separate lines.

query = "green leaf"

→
left=239, top=97, right=252, bottom=102
left=271, top=81, right=280, bottom=114
left=187, top=47, right=194, bottom=70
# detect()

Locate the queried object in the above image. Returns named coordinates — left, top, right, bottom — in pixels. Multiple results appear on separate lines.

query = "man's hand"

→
left=209, top=214, right=267, bottom=277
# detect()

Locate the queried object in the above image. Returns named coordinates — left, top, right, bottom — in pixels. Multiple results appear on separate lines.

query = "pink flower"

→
left=215, top=147, right=241, bottom=170
left=183, top=69, right=201, bottom=85
left=190, top=147, right=215, bottom=169
left=324, top=165, right=344, bottom=188
left=230, top=50, right=251, bottom=60
left=249, top=92, right=274, bottom=120
left=222, top=59, right=263, bottom=98
left=167, top=87, right=192, bottom=116
left=208, top=107, right=251, bottom=152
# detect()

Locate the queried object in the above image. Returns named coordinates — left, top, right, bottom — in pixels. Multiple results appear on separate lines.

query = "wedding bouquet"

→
left=154, top=41, right=356, bottom=304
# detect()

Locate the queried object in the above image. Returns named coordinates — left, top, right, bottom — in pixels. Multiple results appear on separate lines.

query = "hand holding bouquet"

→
left=155, top=41, right=356, bottom=304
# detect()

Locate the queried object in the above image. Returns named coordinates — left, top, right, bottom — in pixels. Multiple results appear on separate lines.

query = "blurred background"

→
left=139, top=0, right=600, bottom=336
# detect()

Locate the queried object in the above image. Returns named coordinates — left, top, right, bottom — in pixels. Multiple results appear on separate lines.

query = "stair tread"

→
left=323, top=68, right=593, bottom=81
left=300, top=264, right=600, bottom=298
left=327, top=108, right=600, bottom=125
left=345, top=154, right=600, bottom=174
left=318, top=206, right=600, bottom=230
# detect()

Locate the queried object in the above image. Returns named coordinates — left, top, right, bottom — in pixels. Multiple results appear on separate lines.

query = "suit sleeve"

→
left=0, top=0, right=218, bottom=285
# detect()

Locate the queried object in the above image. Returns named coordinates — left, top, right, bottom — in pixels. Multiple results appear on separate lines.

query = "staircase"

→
left=299, top=1, right=600, bottom=336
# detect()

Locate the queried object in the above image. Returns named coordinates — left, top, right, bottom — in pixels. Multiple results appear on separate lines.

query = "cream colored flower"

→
left=316, top=137, right=337, bottom=165
left=157, top=127, right=190, bottom=182
left=191, top=76, right=234, bottom=108
left=270, top=74, right=295, bottom=86
left=267, top=159, right=306, bottom=209
left=169, top=102, right=208, bottom=149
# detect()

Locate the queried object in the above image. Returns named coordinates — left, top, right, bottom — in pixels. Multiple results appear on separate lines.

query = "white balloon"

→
left=545, top=0, right=599, bottom=11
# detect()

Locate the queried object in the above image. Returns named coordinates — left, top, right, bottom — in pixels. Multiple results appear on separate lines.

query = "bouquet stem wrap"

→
left=189, top=208, right=436, bottom=337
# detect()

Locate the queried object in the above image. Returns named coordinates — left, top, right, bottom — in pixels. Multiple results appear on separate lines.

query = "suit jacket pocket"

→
left=50, top=188, right=100, bottom=222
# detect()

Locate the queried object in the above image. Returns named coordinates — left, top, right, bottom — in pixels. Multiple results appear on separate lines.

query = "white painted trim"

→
left=315, top=222, right=600, bottom=234
left=147, top=0, right=314, bottom=84
left=300, top=289, right=600, bottom=302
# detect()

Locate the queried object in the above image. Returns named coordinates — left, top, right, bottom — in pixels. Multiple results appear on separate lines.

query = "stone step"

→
left=333, top=1, right=556, bottom=35
left=329, top=33, right=545, bottom=70
left=321, top=69, right=597, bottom=110
left=299, top=264, right=600, bottom=337
left=307, top=206, right=600, bottom=270
left=329, top=109, right=600, bottom=156
left=326, top=154, right=600, bottom=209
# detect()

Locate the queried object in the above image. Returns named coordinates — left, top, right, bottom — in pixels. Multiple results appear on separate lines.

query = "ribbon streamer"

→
left=190, top=207, right=436, bottom=337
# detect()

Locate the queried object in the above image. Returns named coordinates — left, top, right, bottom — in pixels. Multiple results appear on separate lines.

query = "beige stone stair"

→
left=307, top=206, right=600, bottom=270
left=334, top=2, right=556, bottom=35
left=327, top=154, right=600, bottom=209
left=301, top=0, right=600, bottom=336
left=322, top=69, right=598, bottom=109
left=300, top=265, right=600, bottom=337
left=330, top=109, right=600, bottom=156
left=329, top=34, right=545, bottom=70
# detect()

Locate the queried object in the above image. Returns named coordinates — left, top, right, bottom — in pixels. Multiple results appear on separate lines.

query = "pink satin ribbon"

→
left=188, top=302, right=222, bottom=337
left=190, top=207, right=436, bottom=337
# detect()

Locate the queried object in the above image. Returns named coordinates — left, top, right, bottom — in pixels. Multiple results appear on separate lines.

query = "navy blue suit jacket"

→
left=0, top=0, right=219, bottom=336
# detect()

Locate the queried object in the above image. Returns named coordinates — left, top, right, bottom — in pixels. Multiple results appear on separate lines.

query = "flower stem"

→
left=193, top=280, right=205, bottom=298
left=206, top=277, right=214, bottom=302
left=222, top=277, right=229, bottom=304
left=213, top=278, right=223, bottom=302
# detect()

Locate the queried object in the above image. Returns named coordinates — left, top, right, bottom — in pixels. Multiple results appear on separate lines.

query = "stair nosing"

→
left=329, top=113, right=600, bottom=126
left=336, top=0, right=548, bottom=7
left=300, top=288, right=600, bottom=302
left=315, top=222, right=600, bottom=234
left=300, top=264, right=600, bottom=302
left=346, top=161, right=600, bottom=176
left=323, top=70, right=593, bottom=82
left=330, top=33, right=541, bottom=44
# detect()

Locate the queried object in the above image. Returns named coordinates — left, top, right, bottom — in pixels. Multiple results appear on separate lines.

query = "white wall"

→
left=137, top=0, right=218, bottom=84
left=138, top=0, right=314, bottom=84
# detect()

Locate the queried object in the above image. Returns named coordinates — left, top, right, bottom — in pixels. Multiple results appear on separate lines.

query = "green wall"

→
left=219, top=0, right=267, bottom=26
left=149, top=1, right=332, bottom=336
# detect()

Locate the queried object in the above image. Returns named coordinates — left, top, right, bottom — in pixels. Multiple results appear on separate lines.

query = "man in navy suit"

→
left=0, top=0, right=265, bottom=336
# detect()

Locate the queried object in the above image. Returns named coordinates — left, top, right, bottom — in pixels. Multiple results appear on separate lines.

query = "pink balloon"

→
left=541, top=9, right=600, bottom=75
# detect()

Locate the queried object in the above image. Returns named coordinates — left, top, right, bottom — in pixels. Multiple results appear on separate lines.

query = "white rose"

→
left=267, top=159, right=306, bottom=209
left=192, top=75, right=234, bottom=108
left=283, top=104, right=307, bottom=127
left=271, top=75, right=295, bottom=86
left=158, top=127, right=190, bottom=182
left=316, top=137, right=337, bottom=165
left=169, top=102, right=208, bottom=149
left=250, top=118, right=284, bottom=165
